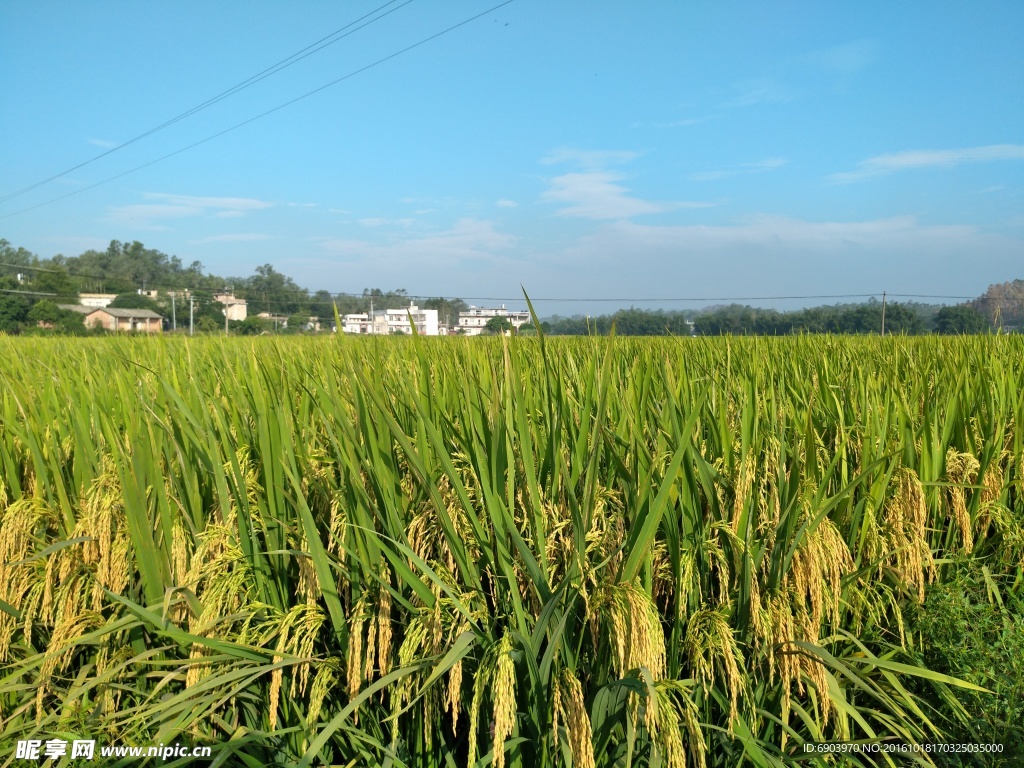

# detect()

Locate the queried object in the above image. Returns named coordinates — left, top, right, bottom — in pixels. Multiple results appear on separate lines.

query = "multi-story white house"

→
left=343, top=303, right=439, bottom=335
left=78, top=293, right=118, bottom=308
left=214, top=292, right=248, bottom=321
left=457, top=305, right=531, bottom=336
left=385, top=303, right=439, bottom=335
left=342, top=313, right=386, bottom=334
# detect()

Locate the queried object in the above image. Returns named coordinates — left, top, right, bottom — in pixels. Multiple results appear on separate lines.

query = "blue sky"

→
left=1, top=1, right=1022, bottom=314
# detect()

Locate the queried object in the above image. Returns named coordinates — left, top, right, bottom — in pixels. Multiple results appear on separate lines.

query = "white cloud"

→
left=652, top=115, right=718, bottom=128
left=541, top=148, right=639, bottom=170
left=538, top=215, right=1022, bottom=306
left=144, top=193, right=273, bottom=212
left=190, top=233, right=274, bottom=244
left=40, top=235, right=111, bottom=252
left=721, top=79, right=794, bottom=108
left=831, top=144, right=1024, bottom=182
left=108, top=193, right=273, bottom=228
left=286, top=214, right=1019, bottom=314
left=87, top=137, right=118, bottom=149
left=398, top=195, right=464, bottom=207
left=496, top=199, right=519, bottom=208
left=318, top=218, right=515, bottom=267
left=542, top=171, right=715, bottom=219
left=357, top=217, right=416, bottom=228
left=106, top=204, right=197, bottom=230
left=288, top=202, right=317, bottom=207
left=556, top=215, right=1010, bottom=268
left=689, top=157, right=787, bottom=182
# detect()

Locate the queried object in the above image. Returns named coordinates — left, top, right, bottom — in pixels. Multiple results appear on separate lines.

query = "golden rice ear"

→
left=882, top=468, right=934, bottom=602
left=306, top=657, right=339, bottom=726
left=731, top=452, right=755, bottom=535
left=345, top=596, right=368, bottom=700
left=446, top=657, right=463, bottom=734
left=491, top=634, right=517, bottom=768
left=0, top=498, right=56, bottom=662
left=377, top=579, right=393, bottom=677
left=591, top=582, right=667, bottom=681
left=945, top=448, right=980, bottom=553
left=268, top=656, right=283, bottom=730
left=684, top=608, right=744, bottom=732
left=557, top=669, right=595, bottom=768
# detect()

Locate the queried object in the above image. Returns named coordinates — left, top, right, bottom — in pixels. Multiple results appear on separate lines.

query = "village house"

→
left=342, top=312, right=389, bottom=335
left=84, top=307, right=164, bottom=333
left=457, top=305, right=531, bottom=336
left=77, top=293, right=118, bottom=308
left=214, top=292, right=248, bottom=321
left=342, top=303, right=440, bottom=335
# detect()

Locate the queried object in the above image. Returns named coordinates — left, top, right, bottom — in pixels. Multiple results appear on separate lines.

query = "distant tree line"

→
left=689, top=300, right=987, bottom=336
left=0, top=237, right=1019, bottom=335
left=540, top=301, right=995, bottom=337
left=0, top=238, right=466, bottom=335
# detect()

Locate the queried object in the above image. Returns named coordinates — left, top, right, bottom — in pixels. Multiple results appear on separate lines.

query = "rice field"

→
left=0, top=332, right=1022, bottom=767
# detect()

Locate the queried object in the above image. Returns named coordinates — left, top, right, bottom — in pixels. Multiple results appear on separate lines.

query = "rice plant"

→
left=0, top=332, right=1021, bottom=766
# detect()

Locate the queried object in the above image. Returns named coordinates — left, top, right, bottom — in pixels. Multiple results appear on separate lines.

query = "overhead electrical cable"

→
left=0, top=288, right=58, bottom=297
left=1, top=264, right=1016, bottom=307
left=0, top=0, right=414, bottom=205
left=0, top=0, right=516, bottom=221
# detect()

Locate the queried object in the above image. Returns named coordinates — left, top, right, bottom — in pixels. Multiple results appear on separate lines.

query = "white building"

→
left=214, top=292, right=248, bottom=321
left=458, top=305, right=531, bottom=336
left=78, top=293, right=117, bottom=308
left=385, top=303, right=438, bottom=335
left=343, top=303, right=439, bottom=335
left=343, top=313, right=387, bottom=335
left=257, top=311, right=289, bottom=329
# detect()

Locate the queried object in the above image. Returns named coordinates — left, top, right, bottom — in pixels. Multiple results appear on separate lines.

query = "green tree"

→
left=188, top=291, right=228, bottom=328
left=244, top=265, right=307, bottom=315
left=30, top=268, right=78, bottom=301
left=972, top=279, right=1024, bottom=329
left=195, top=316, right=221, bottom=333
left=27, top=300, right=62, bottom=325
left=934, top=304, right=989, bottom=334
left=483, top=316, right=513, bottom=335
left=233, top=317, right=271, bottom=336
left=423, top=297, right=468, bottom=328
left=109, top=293, right=162, bottom=312
left=26, top=301, right=85, bottom=334
left=0, top=294, right=31, bottom=333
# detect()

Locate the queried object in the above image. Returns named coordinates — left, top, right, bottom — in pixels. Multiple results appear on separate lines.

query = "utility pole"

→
left=881, top=291, right=887, bottom=337
left=225, top=307, right=229, bottom=336
left=190, top=297, right=194, bottom=336
left=370, top=299, right=374, bottom=335
left=171, top=293, right=176, bottom=331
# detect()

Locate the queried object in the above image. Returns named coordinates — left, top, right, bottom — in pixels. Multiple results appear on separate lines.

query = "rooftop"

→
left=88, top=307, right=164, bottom=319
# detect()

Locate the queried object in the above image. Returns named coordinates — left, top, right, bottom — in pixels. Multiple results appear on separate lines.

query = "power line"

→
left=0, top=261, right=107, bottom=280
left=0, top=288, right=58, bottom=297
left=0, top=0, right=413, bottom=205
left=0, top=0, right=516, bottom=220
left=4, top=261, right=1021, bottom=307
